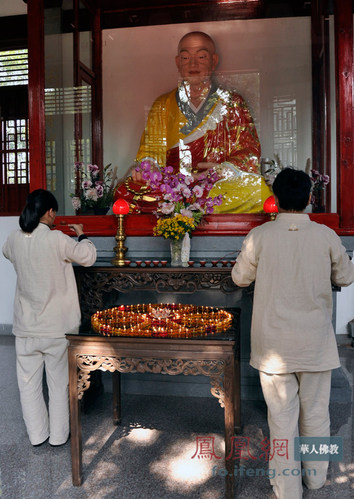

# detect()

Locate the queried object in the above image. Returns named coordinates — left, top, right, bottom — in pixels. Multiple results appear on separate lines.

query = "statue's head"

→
left=175, top=31, right=219, bottom=86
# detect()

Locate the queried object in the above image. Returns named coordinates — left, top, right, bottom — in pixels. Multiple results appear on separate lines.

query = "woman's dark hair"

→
left=272, top=167, right=312, bottom=211
left=19, top=189, right=58, bottom=233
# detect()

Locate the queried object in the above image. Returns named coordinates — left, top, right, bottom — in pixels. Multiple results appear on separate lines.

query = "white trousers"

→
left=259, top=370, right=331, bottom=499
left=15, top=336, right=69, bottom=446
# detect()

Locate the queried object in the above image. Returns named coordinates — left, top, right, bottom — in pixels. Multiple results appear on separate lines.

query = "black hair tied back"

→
left=19, top=189, right=59, bottom=233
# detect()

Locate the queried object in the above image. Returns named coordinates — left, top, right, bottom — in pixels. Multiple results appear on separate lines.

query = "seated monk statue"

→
left=128, top=31, right=271, bottom=213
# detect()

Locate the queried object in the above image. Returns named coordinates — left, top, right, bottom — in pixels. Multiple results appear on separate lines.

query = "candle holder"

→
left=111, top=198, right=130, bottom=266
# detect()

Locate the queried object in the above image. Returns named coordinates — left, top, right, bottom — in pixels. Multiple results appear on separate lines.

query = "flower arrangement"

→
left=310, top=169, right=330, bottom=212
left=135, top=161, right=223, bottom=240
left=71, top=162, right=118, bottom=211
left=262, top=154, right=284, bottom=186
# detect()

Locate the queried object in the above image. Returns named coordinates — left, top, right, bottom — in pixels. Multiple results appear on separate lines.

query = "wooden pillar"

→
left=335, top=0, right=354, bottom=228
left=27, top=0, right=46, bottom=190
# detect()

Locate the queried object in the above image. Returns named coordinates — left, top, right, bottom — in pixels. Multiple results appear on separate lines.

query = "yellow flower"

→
left=153, top=214, right=196, bottom=240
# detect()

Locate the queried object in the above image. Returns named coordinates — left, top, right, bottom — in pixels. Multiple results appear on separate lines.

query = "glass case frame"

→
left=27, top=0, right=353, bottom=236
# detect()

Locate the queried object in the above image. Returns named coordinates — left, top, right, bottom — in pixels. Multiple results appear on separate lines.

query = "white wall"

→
left=336, top=285, right=354, bottom=335
left=102, top=18, right=312, bottom=180
left=1, top=216, right=353, bottom=335
left=0, top=218, right=18, bottom=325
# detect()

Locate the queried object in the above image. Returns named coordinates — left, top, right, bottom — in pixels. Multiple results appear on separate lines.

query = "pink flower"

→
left=84, top=188, right=98, bottom=202
left=71, top=196, right=81, bottom=210
left=82, top=179, right=92, bottom=189
left=193, top=185, right=204, bottom=198
left=134, top=162, right=222, bottom=224
left=182, top=186, right=192, bottom=198
left=184, top=175, right=194, bottom=185
left=180, top=208, right=194, bottom=218
left=160, top=202, right=175, bottom=215
left=188, top=203, right=202, bottom=211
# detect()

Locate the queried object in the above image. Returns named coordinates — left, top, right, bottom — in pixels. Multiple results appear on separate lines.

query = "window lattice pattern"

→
left=45, top=86, right=92, bottom=115
left=45, top=140, right=56, bottom=191
left=273, top=96, right=297, bottom=166
left=1, top=119, right=29, bottom=185
left=0, top=49, right=28, bottom=86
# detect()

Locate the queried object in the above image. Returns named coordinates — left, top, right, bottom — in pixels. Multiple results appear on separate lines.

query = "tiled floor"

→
left=0, top=335, right=352, bottom=499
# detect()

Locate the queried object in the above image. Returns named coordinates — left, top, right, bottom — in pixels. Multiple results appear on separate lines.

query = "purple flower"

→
left=82, top=179, right=92, bottom=189
left=214, top=195, right=223, bottom=206
left=75, top=162, right=83, bottom=171
left=96, top=184, right=104, bottom=197
left=88, top=164, right=100, bottom=178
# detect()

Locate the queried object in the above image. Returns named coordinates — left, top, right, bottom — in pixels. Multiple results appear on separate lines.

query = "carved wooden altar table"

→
left=74, top=265, right=242, bottom=322
left=66, top=312, right=240, bottom=498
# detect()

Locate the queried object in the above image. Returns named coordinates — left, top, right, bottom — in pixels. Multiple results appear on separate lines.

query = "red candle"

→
left=113, top=198, right=130, bottom=215
left=263, top=195, right=278, bottom=214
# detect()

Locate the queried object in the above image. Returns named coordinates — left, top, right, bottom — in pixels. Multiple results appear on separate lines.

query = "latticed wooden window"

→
left=273, top=96, right=297, bottom=167
left=0, top=49, right=29, bottom=213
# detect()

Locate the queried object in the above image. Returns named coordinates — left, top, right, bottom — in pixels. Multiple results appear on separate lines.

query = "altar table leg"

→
left=235, top=356, right=241, bottom=434
left=112, top=371, right=121, bottom=424
left=224, top=358, right=236, bottom=499
left=68, top=349, right=82, bottom=486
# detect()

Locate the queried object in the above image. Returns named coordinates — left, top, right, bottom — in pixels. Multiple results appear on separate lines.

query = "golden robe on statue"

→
left=136, top=83, right=271, bottom=213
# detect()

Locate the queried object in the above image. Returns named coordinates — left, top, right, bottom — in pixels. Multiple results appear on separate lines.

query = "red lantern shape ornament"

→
left=263, top=195, right=279, bottom=220
left=113, top=198, right=130, bottom=215
left=112, top=199, right=130, bottom=266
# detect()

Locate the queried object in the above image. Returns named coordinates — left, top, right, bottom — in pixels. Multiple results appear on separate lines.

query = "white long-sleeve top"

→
left=3, top=223, right=97, bottom=338
left=232, top=213, right=354, bottom=374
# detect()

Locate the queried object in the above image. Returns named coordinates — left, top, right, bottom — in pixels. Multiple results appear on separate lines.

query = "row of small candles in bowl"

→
left=91, top=303, right=233, bottom=338
left=122, top=260, right=236, bottom=267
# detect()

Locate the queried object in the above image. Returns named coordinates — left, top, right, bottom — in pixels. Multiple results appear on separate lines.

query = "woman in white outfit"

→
left=3, top=189, right=97, bottom=446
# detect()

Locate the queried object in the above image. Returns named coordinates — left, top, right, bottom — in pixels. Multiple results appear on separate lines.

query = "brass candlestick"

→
left=111, top=198, right=130, bottom=266
left=111, top=214, right=127, bottom=266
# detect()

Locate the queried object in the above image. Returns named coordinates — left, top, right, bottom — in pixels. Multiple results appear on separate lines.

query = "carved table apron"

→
left=74, top=266, right=242, bottom=323
left=66, top=327, right=240, bottom=498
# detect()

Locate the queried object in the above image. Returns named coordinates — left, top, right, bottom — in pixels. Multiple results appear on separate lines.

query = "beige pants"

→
left=259, top=370, right=331, bottom=499
left=15, top=336, right=69, bottom=446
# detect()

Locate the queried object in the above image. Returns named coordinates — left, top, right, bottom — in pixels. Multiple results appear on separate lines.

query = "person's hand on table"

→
left=68, top=224, right=84, bottom=237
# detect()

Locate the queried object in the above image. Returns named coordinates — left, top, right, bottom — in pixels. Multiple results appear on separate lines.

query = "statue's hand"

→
left=193, top=162, right=219, bottom=180
left=131, top=160, right=159, bottom=183
left=131, top=169, right=144, bottom=183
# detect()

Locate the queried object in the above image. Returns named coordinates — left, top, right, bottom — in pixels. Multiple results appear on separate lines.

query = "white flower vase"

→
left=170, top=233, right=190, bottom=267
left=181, top=232, right=190, bottom=266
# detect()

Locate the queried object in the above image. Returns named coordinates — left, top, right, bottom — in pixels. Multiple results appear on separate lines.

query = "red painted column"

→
left=27, top=0, right=46, bottom=190
left=335, top=0, right=354, bottom=228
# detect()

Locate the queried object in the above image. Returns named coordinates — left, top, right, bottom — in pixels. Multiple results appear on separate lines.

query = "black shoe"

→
left=33, top=437, right=49, bottom=447
left=49, top=433, right=70, bottom=447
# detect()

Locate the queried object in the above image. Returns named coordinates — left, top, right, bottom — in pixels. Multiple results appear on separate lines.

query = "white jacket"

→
left=232, top=213, right=354, bottom=374
left=3, top=223, right=97, bottom=337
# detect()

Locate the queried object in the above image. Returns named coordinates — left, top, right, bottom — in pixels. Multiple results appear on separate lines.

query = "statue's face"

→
left=175, top=33, right=219, bottom=85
